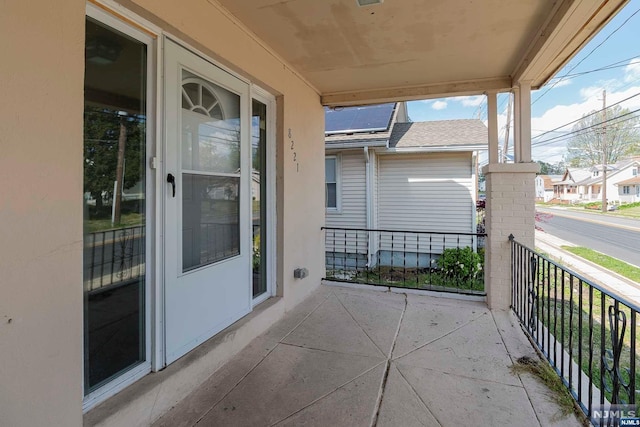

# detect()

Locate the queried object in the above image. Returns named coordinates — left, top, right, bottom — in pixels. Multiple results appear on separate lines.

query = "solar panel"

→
left=325, top=103, right=395, bottom=135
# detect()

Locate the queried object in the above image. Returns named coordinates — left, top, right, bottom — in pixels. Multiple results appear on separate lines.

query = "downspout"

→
left=364, top=146, right=373, bottom=267
left=471, top=152, right=478, bottom=251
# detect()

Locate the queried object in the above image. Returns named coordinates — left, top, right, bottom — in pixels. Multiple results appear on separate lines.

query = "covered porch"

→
left=1, top=0, right=631, bottom=426
left=147, top=285, right=581, bottom=426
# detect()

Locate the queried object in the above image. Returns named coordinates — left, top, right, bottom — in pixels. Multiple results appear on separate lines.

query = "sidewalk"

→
left=535, top=231, right=640, bottom=306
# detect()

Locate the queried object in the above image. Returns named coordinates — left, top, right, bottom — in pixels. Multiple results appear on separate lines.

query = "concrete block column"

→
left=482, top=163, right=539, bottom=310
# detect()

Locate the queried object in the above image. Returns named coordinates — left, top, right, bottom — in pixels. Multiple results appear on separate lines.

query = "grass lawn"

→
left=524, top=261, right=640, bottom=404
left=612, top=205, right=640, bottom=219
left=85, top=212, right=144, bottom=233
left=561, top=246, right=640, bottom=284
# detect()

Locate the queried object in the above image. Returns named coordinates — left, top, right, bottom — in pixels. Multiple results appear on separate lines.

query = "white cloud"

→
left=624, top=59, right=640, bottom=83
left=432, top=100, right=448, bottom=110
left=546, top=78, right=572, bottom=89
left=457, top=95, right=485, bottom=107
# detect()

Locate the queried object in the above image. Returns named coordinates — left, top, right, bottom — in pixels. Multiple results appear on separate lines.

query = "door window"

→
left=180, top=71, right=241, bottom=271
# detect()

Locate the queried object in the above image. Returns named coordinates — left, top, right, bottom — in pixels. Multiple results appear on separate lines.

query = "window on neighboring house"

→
left=633, top=167, right=638, bottom=176
left=325, top=156, right=338, bottom=209
left=623, top=186, right=631, bottom=195
left=593, top=171, right=599, bottom=177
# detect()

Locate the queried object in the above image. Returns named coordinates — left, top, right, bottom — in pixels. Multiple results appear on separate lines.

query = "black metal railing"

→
left=84, top=225, right=145, bottom=293
left=510, top=235, right=639, bottom=424
left=322, top=227, right=486, bottom=295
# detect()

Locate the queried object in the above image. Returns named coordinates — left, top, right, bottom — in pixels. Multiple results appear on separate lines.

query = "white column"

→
left=517, top=81, right=532, bottom=162
left=482, top=83, right=538, bottom=311
left=487, top=90, right=499, bottom=164
left=513, top=87, right=521, bottom=162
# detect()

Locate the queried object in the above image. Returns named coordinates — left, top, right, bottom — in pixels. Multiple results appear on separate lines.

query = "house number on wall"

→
left=289, top=128, right=299, bottom=173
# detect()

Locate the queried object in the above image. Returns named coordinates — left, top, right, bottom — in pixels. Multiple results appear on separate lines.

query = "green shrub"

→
left=437, top=247, right=483, bottom=280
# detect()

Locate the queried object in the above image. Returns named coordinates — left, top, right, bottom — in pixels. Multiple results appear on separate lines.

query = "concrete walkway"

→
left=154, top=286, right=581, bottom=426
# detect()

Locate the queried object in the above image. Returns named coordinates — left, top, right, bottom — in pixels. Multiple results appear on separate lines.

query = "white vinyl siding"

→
left=326, top=151, right=367, bottom=253
left=377, top=152, right=474, bottom=250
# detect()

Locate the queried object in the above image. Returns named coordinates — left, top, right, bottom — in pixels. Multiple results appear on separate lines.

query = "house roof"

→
left=567, top=168, right=591, bottom=184
left=576, top=157, right=640, bottom=185
left=389, top=119, right=488, bottom=149
left=218, top=1, right=627, bottom=106
left=616, top=176, right=640, bottom=186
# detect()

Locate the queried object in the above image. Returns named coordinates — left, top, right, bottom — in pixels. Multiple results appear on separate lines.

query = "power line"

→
left=546, top=57, right=640, bottom=81
left=532, top=91, right=640, bottom=141
left=532, top=7, right=640, bottom=106
left=532, top=115, right=640, bottom=148
left=532, top=109, right=640, bottom=147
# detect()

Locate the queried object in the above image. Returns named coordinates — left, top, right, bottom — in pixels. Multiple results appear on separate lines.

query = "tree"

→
left=84, top=106, right=145, bottom=214
left=536, top=160, right=565, bottom=175
left=565, top=105, right=640, bottom=167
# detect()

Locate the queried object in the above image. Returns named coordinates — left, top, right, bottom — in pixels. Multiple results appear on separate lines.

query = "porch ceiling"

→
left=216, top=0, right=628, bottom=106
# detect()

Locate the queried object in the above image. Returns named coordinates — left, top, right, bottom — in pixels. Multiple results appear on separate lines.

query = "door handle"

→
left=167, top=173, right=176, bottom=197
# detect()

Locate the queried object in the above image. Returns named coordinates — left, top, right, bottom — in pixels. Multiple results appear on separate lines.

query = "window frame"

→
left=250, top=87, right=276, bottom=306
left=83, top=3, right=156, bottom=412
left=325, top=155, right=341, bottom=212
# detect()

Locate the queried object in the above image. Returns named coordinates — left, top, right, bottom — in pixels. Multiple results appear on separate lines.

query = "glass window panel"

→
left=182, top=174, right=240, bottom=271
left=182, top=82, right=198, bottom=110
left=325, top=158, right=336, bottom=183
left=326, top=183, right=337, bottom=208
left=252, top=99, right=267, bottom=298
left=181, top=70, right=240, bottom=174
left=83, top=17, right=146, bottom=394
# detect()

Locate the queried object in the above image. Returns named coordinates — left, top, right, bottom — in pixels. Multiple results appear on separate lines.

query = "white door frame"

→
left=251, top=87, right=277, bottom=306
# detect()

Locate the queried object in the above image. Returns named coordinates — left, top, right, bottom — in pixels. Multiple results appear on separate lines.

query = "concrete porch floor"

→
left=154, top=285, right=582, bottom=426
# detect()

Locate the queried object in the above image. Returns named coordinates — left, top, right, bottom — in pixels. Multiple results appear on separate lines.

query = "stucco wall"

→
left=0, top=0, right=86, bottom=426
left=1, top=0, right=325, bottom=425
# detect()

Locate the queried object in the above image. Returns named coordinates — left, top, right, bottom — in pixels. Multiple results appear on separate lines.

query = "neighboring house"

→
left=616, top=176, right=640, bottom=203
left=614, top=158, right=640, bottom=203
left=554, top=168, right=592, bottom=201
left=325, top=103, right=487, bottom=267
left=555, top=157, right=640, bottom=203
left=583, top=157, right=640, bottom=203
left=535, top=174, right=561, bottom=202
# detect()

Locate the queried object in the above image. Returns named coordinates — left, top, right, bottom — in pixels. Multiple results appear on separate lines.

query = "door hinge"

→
left=150, top=157, right=158, bottom=169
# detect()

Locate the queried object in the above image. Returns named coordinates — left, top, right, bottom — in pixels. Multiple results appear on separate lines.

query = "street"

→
left=536, top=207, right=640, bottom=267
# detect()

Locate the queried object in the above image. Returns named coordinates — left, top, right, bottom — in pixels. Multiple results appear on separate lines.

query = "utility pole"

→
left=502, top=92, right=513, bottom=163
left=113, top=116, right=127, bottom=224
left=601, top=89, right=607, bottom=213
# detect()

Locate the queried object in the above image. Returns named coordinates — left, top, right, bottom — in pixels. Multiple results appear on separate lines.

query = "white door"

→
left=164, top=39, right=251, bottom=364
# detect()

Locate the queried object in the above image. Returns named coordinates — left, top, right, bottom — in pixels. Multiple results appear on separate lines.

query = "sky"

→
left=406, top=0, right=640, bottom=165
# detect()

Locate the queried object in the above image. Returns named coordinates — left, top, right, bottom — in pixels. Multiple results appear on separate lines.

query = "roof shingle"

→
left=389, top=119, right=488, bottom=148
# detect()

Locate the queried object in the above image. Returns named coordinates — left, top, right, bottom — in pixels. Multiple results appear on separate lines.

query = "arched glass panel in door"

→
left=180, top=70, right=241, bottom=271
